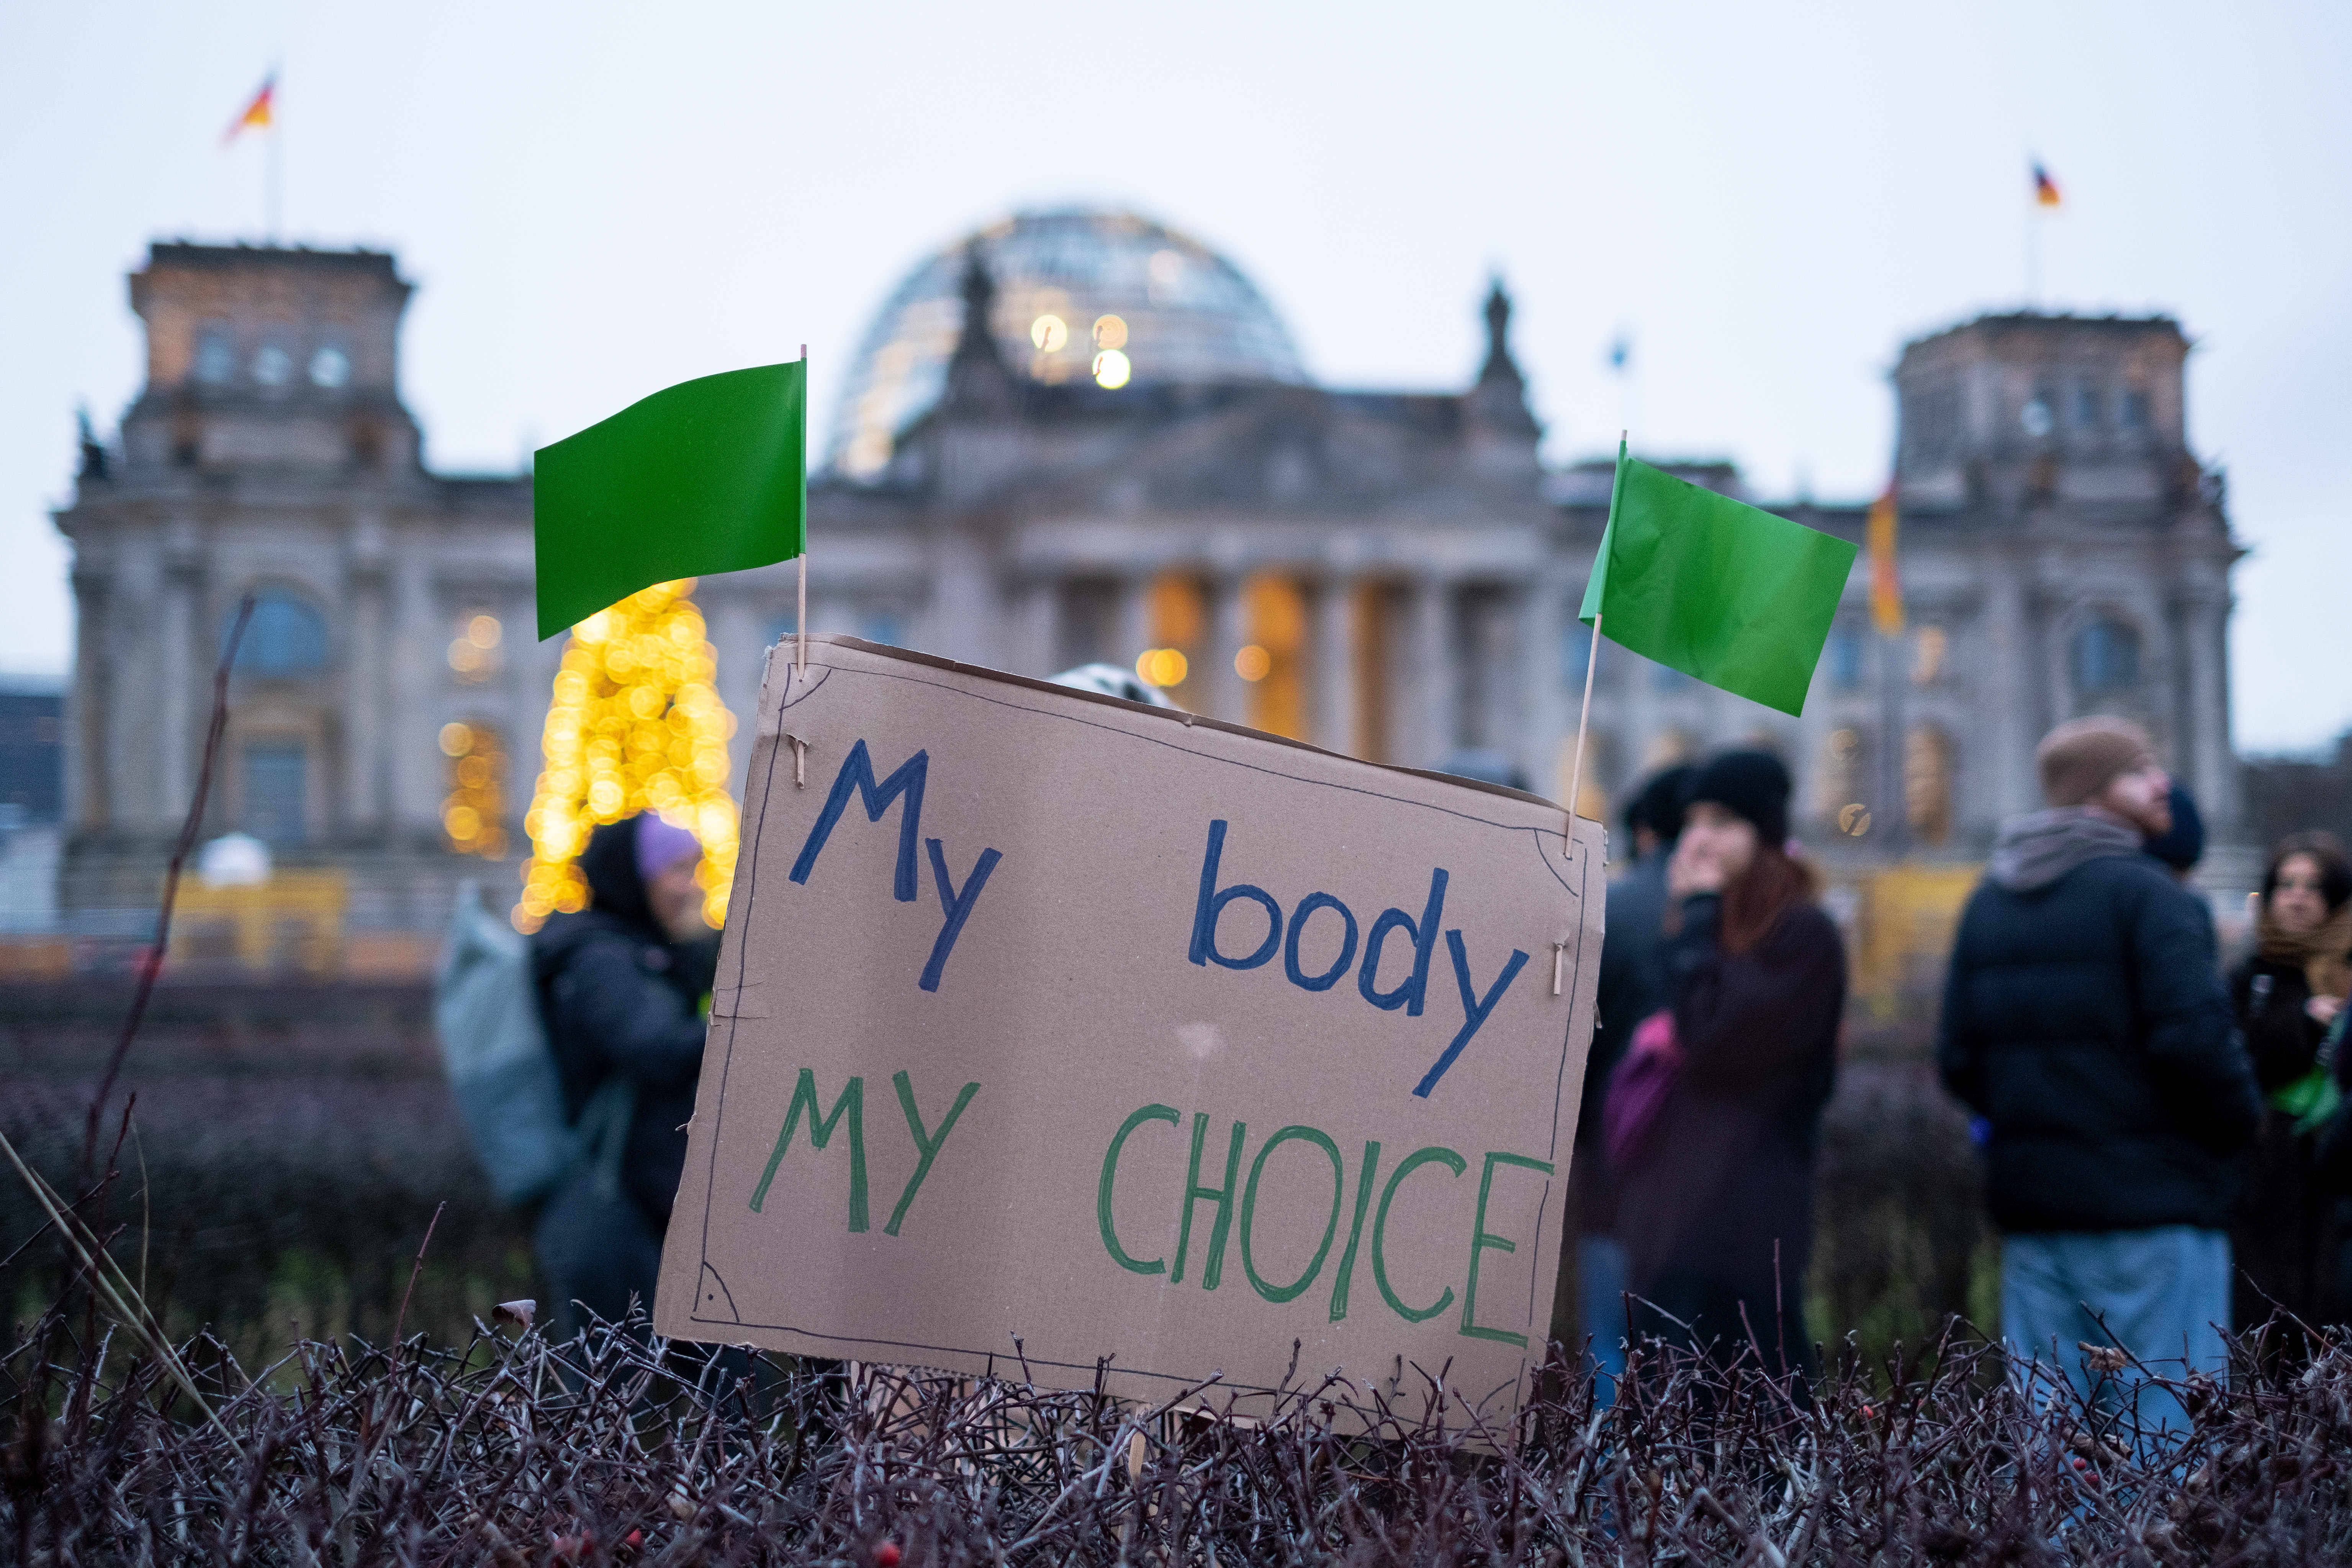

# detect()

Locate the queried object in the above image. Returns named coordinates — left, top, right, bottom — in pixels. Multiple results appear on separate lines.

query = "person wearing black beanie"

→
left=1607, top=748, right=1844, bottom=1385
left=1562, top=762, right=1698, bottom=1393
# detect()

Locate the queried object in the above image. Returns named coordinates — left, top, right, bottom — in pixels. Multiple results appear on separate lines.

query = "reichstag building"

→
left=51, top=210, right=2242, bottom=953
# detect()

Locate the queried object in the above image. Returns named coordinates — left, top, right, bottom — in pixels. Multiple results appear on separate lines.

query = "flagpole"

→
left=1563, top=427, right=1623, bottom=842
left=266, top=62, right=282, bottom=242
left=1566, top=613, right=1600, bottom=829
left=796, top=343, right=809, bottom=678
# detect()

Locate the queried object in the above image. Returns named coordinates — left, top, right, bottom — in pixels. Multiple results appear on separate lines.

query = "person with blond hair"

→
left=1940, top=717, right=2259, bottom=1421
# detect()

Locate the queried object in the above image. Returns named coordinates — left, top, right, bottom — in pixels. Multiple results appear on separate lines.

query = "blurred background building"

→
left=29, top=210, right=2258, bottom=987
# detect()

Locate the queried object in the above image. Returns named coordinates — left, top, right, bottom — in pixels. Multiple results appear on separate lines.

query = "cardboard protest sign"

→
left=656, top=636, right=1604, bottom=1428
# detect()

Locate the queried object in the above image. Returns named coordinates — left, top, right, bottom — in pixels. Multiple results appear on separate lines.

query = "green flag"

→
left=1578, top=440, right=1857, bottom=717
left=533, top=361, right=807, bottom=639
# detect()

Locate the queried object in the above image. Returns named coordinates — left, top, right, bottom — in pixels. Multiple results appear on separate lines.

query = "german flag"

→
left=1867, top=486, right=1903, bottom=636
left=224, top=75, right=275, bottom=144
left=2032, top=161, right=2061, bottom=209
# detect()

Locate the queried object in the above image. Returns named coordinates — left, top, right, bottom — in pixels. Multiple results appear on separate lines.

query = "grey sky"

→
left=3, top=0, right=2345, bottom=749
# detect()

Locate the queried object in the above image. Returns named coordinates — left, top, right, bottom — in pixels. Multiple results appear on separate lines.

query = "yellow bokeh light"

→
left=440, top=722, right=507, bottom=859
left=468, top=614, right=502, bottom=650
left=1030, top=314, right=1068, bottom=352
left=516, top=578, right=739, bottom=932
left=1093, top=314, right=1128, bottom=350
left=1136, top=648, right=1188, bottom=688
left=1093, top=349, right=1132, bottom=390
left=1234, top=644, right=1272, bottom=682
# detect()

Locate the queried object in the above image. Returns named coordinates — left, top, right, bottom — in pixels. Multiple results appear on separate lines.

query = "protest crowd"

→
left=508, top=697, right=2352, bottom=1417
left=1567, top=712, right=2352, bottom=1414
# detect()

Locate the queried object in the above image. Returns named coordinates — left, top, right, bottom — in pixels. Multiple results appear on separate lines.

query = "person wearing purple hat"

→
left=530, top=812, right=718, bottom=1339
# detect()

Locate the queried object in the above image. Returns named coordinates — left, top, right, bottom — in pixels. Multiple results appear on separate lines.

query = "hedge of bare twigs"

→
left=6, top=1307, right=2349, bottom=1566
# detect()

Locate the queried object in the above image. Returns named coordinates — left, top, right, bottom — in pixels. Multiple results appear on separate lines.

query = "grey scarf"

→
left=1988, top=807, right=2143, bottom=892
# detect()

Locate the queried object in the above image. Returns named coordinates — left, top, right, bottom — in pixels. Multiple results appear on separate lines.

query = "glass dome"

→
left=828, top=208, right=1308, bottom=478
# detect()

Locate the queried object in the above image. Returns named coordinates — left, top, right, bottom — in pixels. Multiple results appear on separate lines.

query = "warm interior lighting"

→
left=1030, top=314, right=1069, bottom=353
left=440, top=722, right=508, bottom=859
left=517, top=578, right=739, bottom=932
left=1093, top=314, right=1129, bottom=350
left=1234, top=644, right=1272, bottom=682
left=1093, top=349, right=1132, bottom=390
left=468, top=614, right=502, bottom=650
left=1136, top=648, right=1189, bottom=688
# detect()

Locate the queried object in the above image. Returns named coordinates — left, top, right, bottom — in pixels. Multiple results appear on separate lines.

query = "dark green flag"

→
left=533, top=361, right=807, bottom=639
left=1578, top=440, right=1857, bottom=717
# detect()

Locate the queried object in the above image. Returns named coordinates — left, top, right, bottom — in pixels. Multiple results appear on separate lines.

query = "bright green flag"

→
left=1578, top=440, right=1857, bottom=717
left=533, top=361, right=807, bottom=639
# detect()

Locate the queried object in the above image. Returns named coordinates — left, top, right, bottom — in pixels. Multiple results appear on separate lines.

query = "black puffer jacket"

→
left=533, top=817, right=718, bottom=1226
left=1938, top=835, right=2259, bottom=1234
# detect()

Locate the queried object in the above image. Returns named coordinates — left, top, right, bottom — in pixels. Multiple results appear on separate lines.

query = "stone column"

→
left=67, top=565, right=112, bottom=832
left=157, top=519, right=205, bottom=828
left=1116, top=574, right=1154, bottom=680
left=390, top=553, right=440, bottom=840
left=1007, top=575, right=1057, bottom=678
left=1408, top=576, right=1455, bottom=768
left=344, top=514, right=391, bottom=831
left=1209, top=574, right=1249, bottom=725
left=2183, top=588, right=2236, bottom=833
left=1981, top=563, right=2035, bottom=827
left=1519, top=579, right=1566, bottom=799
left=1313, top=575, right=1356, bottom=755
left=927, top=529, right=994, bottom=668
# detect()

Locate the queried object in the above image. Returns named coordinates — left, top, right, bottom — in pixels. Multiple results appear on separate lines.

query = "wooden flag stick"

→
left=1566, top=612, right=1601, bottom=831
left=797, top=343, right=809, bottom=678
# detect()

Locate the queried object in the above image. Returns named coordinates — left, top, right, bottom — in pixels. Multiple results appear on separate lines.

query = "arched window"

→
left=229, top=592, right=331, bottom=676
left=2070, top=617, right=2140, bottom=694
left=1904, top=725, right=1956, bottom=845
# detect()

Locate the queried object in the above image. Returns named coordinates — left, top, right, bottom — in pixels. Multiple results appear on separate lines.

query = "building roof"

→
left=828, top=209, right=1307, bottom=479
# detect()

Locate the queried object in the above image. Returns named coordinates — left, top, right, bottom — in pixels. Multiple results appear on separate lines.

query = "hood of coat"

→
left=1988, top=807, right=2144, bottom=893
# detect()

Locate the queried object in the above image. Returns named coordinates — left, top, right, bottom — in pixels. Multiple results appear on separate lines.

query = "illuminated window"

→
left=1905, top=725, right=1955, bottom=845
left=2071, top=617, right=2139, bottom=693
left=1911, top=625, right=1947, bottom=686
left=1242, top=574, right=1307, bottom=737
left=440, top=722, right=509, bottom=858
left=448, top=611, right=503, bottom=683
left=229, top=593, right=331, bottom=676
left=1819, top=726, right=1868, bottom=828
left=1143, top=574, right=1206, bottom=705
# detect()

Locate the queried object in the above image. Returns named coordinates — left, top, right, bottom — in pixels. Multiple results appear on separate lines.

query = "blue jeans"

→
left=2002, top=1227, right=2230, bottom=1436
left=1578, top=1235, right=1629, bottom=1403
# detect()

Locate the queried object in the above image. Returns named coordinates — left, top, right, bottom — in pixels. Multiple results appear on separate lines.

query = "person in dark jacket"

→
left=2228, top=832, right=2352, bottom=1334
left=1939, top=717, right=2260, bottom=1425
left=532, top=813, right=718, bottom=1338
left=1615, top=751, right=1844, bottom=1381
left=1561, top=764, right=1695, bottom=1385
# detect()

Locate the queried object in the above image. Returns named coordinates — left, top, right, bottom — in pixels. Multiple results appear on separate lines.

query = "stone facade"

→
left=51, top=225, right=2244, bottom=941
